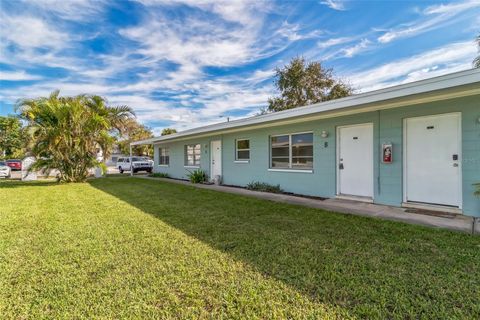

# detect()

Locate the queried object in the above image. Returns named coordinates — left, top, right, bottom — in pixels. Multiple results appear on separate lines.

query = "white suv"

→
left=117, top=157, right=153, bottom=174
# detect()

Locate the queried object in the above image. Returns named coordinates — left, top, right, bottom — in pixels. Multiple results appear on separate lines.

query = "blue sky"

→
left=0, top=0, right=479, bottom=134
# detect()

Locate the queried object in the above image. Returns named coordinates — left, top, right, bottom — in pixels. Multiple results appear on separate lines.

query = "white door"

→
left=337, top=123, right=374, bottom=198
left=405, top=113, right=461, bottom=207
left=210, top=140, right=222, bottom=179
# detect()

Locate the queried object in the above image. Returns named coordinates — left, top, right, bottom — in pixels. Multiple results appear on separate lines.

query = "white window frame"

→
left=184, top=144, right=201, bottom=168
left=158, top=147, right=169, bottom=167
left=235, top=139, right=250, bottom=163
left=269, top=131, right=313, bottom=172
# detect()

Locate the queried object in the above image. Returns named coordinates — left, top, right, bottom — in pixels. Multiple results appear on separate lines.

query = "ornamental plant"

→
left=16, top=91, right=133, bottom=182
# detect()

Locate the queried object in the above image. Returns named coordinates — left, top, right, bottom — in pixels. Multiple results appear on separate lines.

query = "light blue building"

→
left=133, top=69, right=480, bottom=217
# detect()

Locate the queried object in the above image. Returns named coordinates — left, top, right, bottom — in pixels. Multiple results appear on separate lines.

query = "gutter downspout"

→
left=376, top=110, right=381, bottom=197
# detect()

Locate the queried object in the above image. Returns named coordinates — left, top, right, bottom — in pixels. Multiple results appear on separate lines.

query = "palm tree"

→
left=474, top=34, right=480, bottom=68
left=16, top=91, right=134, bottom=182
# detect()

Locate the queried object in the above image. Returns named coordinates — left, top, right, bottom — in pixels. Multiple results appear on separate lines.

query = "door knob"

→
left=453, top=163, right=458, bottom=167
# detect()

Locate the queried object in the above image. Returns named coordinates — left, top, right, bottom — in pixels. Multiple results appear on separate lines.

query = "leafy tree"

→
left=474, top=34, right=480, bottom=68
left=117, top=118, right=154, bottom=156
left=161, top=128, right=177, bottom=136
left=16, top=91, right=133, bottom=182
left=0, top=116, right=26, bottom=159
left=266, top=57, right=352, bottom=112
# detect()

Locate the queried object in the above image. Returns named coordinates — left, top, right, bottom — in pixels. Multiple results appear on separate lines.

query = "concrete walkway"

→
left=137, top=176, right=479, bottom=235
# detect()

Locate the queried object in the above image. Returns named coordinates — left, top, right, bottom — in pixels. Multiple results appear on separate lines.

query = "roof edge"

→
left=132, top=68, right=480, bottom=146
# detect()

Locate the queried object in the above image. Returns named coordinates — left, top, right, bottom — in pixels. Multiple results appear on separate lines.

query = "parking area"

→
left=3, top=170, right=22, bottom=180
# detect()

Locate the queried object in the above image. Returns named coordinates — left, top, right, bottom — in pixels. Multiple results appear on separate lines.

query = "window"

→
left=159, top=147, right=169, bottom=165
left=185, top=144, right=201, bottom=166
left=270, top=132, right=313, bottom=169
left=236, top=139, right=250, bottom=161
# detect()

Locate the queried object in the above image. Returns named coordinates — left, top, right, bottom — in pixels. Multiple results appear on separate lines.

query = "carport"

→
left=128, top=138, right=156, bottom=176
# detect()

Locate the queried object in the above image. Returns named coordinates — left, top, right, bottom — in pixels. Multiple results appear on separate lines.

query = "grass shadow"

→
left=88, top=177, right=480, bottom=318
left=0, top=180, right=59, bottom=188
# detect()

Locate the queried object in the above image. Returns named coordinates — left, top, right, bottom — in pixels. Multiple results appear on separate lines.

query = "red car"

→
left=6, top=159, right=22, bottom=171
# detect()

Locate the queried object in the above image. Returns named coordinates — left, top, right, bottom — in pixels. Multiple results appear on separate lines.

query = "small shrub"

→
left=150, top=172, right=169, bottom=178
left=99, top=163, right=108, bottom=176
left=187, top=169, right=208, bottom=184
left=474, top=183, right=480, bottom=196
left=246, top=181, right=283, bottom=193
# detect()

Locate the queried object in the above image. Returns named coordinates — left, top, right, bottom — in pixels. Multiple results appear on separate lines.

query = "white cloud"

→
left=318, top=37, right=353, bottom=49
left=377, top=0, right=480, bottom=44
left=275, top=21, right=323, bottom=41
left=342, top=39, right=371, bottom=57
left=0, top=0, right=317, bottom=134
left=378, top=18, right=439, bottom=44
left=423, top=0, right=480, bottom=15
left=135, top=0, right=270, bottom=26
left=348, top=41, right=477, bottom=92
left=246, top=69, right=275, bottom=84
left=0, top=71, right=42, bottom=81
left=2, top=0, right=477, bottom=135
left=22, top=0, right=106, bottom=21
left=0, top=13, right=86, bottom=72
left=0, top=15, right=70, bottom=49
left=118, top=2, right=294, bottom=72
left=320, top=0, right=346, bottom=11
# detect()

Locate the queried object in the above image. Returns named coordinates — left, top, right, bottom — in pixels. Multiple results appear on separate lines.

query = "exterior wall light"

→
left=321, top=130, right=329, bottom=138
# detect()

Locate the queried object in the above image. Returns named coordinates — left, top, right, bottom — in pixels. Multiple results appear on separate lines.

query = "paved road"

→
left=7, top=170, right=22, bottom=180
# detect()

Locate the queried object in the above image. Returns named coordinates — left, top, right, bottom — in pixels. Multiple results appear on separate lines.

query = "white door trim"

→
left=336, top=122, right=374, bottom=199
left=210, top=140, right=222, bottom=180
left=402, top=112, right=462, bottom=209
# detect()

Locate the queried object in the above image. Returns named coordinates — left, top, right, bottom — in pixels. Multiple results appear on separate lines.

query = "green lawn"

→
left=1, top=177, right=479, bottom=319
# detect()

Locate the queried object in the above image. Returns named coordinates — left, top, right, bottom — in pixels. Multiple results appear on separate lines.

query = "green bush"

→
left=246, top=181, right=283, bottom=193
left=150, top=172, right=169, bottom=178
left=474, top=183, right=480, bottom=196
left=187, top=169, right=208, bottom=184
left=99, top=163, right=108, bottom=176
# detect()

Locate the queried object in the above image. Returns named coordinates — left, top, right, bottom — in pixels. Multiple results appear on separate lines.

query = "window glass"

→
left=236, top=139, right=250, bottom=160
left=271, top=135, right=290, bottom=168
left=292, top=133, right=313, bottom=168
left=237, top=139, right=249, bottom=150
left=185, top=144, right=201, bottom=166
left=237, top=150, right=250, bottom=160
left=271, top=157, right=290, bottom=168
left=270, top=133, right=313, bottom=169
left=159, top=147, right=169, bottom=165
